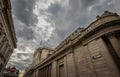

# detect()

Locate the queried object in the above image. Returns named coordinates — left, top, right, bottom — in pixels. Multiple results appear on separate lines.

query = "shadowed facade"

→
left=0, top=0, right=17, bottom=77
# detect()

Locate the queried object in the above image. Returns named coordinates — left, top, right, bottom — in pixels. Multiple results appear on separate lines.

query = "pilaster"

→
left=51, top=61, right=57, bottom=77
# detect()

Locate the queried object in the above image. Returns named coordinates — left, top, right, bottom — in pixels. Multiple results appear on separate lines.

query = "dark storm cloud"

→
left=91, top=0, right=120, bottom=14
left=80, top=0, right=97, bottom=8
left=16, top=26, right=35, bottom=40
left=11, top=0, right=37, bottom=41
left=48, top=2, right=63, bottom=18
left=11, top=0, right=37, bottom=26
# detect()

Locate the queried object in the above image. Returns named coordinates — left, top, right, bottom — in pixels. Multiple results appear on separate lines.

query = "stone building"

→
left=24, top=47, right=55, bottom=77
left=25, top=64, right=33, bottom=72
left=0, top=0, right=17, bottom=76
left=24, top=11, right=120, bottom=77
left=32, top=47, right=55, bottom=66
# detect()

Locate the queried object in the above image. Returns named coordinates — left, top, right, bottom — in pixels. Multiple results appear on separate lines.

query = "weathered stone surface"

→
left=0, top=0, right=17, bottom=76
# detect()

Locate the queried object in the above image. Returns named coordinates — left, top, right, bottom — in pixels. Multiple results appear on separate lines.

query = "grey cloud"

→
left=8, top=61, right=31, bottom=70
left=16, top=26, right=35, bottom=40
left=22, top=59, right=32, bottom=63
left=91, top=0, right=120, bottom=14
left=17, top=53, right=32, bottom=58
left=11, top=0, right=36, bottom=41
left=8, top=53, right=33, bottom=70
left=11, top=0, right=37, bottom=26
left=80, top=0, right=97, bottom=8
left=48, top=2, right=63, bottom=18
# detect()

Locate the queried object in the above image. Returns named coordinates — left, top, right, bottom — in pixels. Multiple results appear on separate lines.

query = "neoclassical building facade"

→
left=0, top=0, right=17, bottom=76
left=25, top=47, right=55, bottom=76
left=32, top=47, right=55, bottom=66
left=24, top=11, right=120, bottom=77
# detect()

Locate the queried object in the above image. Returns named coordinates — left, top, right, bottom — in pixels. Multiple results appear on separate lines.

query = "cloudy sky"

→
left=7, top=0, right=120, bottom=70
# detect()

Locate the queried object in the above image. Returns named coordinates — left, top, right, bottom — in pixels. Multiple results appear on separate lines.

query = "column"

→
left=0, top=36, right=4, bottom=51
left=36, top=70, right=39, bottom=77
left=0, top=41, right=7, bottom=55
left=0, top=58, right=3, bottom=72
left=46, top=66, right=48, bottom=77
left=6, top=50, right=12, bottom=61
left=38, top=69, right=41, bottom=77
left=41, top=69, right=43, bottom=77
left=1, top=49, right=12, bottom=72
left=5, top=49, right=12, bottom=67
left=40, top=69, right=42, bottom=77
left=3, top=46, right=9, bottom=57
left=51, top=61, right=57, bottom=77
left=33, top=71, right=36, bottom=77
left=66, top=52, right=77, bottom=77
left=107, top=33, right=120, bottom=58
left=43, top=68, right=45, bottom=77
left=97, top=38, right=120, bottom=77
left=0, top=23, right=2, bottom=28
left=48, top=65, right=50, bottom=77
left=44, top=67, right=46, bottom=77
left=2, top=46, right=9, bottom=65
left=0, top=35, right=4, bottom=43
left=64, top=56, right=67, bottom=77
left=49, top=65, right=51, bottom=77
left=83, top=45, right=96, bottom=77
